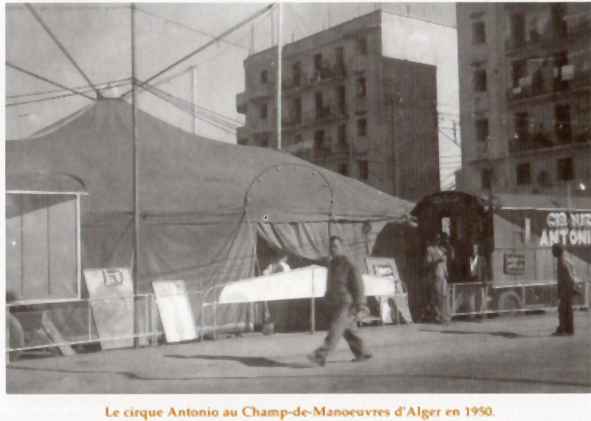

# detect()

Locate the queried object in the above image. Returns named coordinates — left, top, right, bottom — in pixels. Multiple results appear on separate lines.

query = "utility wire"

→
left=286, top=3, right=311, bottom=39
left=7, top=77, right=132, bottom=99
left=139, top=81, right=239, bottom=134
left=120, top=4, right=274, bottom=99
left=7, top=79, right=132, bottom=107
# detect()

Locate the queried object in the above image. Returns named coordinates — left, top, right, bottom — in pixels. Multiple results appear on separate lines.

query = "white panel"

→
left=153, top=280, right=197, bottom=343
left=218, top=265, right=399, bottom=304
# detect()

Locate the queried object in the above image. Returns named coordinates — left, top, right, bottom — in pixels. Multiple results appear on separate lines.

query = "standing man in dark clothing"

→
left=307, top=236, right=372, bottom=366
left=551, top=243, right=578, bottom=336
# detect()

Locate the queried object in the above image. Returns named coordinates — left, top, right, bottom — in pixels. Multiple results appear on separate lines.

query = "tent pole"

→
left=276, top=3, right=282, bottom=150
left=131, top=3, right=141, bottom=348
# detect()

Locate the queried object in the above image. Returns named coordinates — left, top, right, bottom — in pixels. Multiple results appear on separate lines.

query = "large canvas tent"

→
left=6, top=98, right=414, bottom=331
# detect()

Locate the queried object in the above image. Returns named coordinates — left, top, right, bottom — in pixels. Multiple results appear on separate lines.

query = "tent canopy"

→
left=7, top=99, right=414, bottom=306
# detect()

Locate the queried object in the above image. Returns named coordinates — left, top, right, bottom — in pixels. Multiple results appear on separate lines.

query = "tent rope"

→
left=6, top=61, right=96, bottom=102
left=25, top=3, right=101, bottom=98
left=119, top=4, right=274, bottom=99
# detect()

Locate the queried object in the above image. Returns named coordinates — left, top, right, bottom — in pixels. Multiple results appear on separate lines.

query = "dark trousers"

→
left=313, top=304, right=368, bottom=361
left=558, top=296, right=574, bottom=334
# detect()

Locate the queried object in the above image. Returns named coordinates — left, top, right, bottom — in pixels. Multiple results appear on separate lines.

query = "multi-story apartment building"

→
left=236, top=9, right=459, bottom=202
left=457, top=3, right=591, bottom=196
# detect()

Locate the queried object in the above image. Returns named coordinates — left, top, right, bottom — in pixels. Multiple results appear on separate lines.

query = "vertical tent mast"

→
left=131, top=3, right=140, bottom=347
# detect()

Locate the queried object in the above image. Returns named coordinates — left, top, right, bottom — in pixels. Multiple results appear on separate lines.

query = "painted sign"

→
left=503, top=253, right=526, bottom=275
left=539, top=212, right=591, bottom=247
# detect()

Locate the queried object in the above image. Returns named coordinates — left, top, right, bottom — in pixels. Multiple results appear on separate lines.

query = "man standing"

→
left=551, top=243, right=577, bottom=336
left=425, top=234, right=450, bottom=324
left=468, top=242, right=490, bottom=316
left=307, top=236, right=372, bottom=366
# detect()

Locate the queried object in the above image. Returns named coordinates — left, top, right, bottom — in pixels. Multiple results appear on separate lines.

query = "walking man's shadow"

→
left=165, top=354, right=309, bottom=369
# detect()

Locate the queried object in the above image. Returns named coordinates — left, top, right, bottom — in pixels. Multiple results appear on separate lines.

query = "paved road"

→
left=6, top=311, right=591, bottom=393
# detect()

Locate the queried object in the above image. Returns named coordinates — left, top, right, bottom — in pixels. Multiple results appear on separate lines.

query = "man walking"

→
left=551, top=243, right=578, bottom=336
left=307, top=236, right=372, bottom=366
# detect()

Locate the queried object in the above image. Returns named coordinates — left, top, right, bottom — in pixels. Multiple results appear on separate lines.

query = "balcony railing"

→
left=508, top=130, right=591, bottom=153
left=505, top=13, right=590, bottom=52
left=507, top=68, right=590, bottom=102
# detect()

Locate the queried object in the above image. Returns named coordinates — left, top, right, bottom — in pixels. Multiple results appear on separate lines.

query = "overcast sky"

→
left=5, top=2, right=460, bottom=187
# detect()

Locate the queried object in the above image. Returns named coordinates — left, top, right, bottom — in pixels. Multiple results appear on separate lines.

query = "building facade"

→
left=236, top=10, right=459, bottom=202
left=457, top=3, right=591, bottom=197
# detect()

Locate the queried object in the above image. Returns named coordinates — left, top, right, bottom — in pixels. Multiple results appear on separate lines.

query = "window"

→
left=338, top=124, right=347, bottom=146
left=515, top=112, right=529, bottom=143
left=292, top=62, right=301, bottom=86
left=472, top=21, right=486, bottom=44
left=314, top=53, right=323, bottom=72
left=510, top=13, right=525, bottom=47
left=292, top=97, right=302, bottom=124
left=315, top=92, right=325, bottom=118
left=557, top=157, right=574, bottom=181
left=553, top=51, right=570, bottom=91
left=357, top=118, right=367, bottom=136
left=551, top=4, right=568, bottom=37
left=358, top=160, right=369, bottom=180
left=337, top=85, right=347, bottom=114
left=511, top=59, right=527, bottom=88
left=473, top=69, right=487, bottom=92
left=356, top=77, right=367, bottom=98
left=260, top=103, right=268, bottom=119
left=476, top=119, right=489, bottom=143
left=481, top=169, right=493, bottom=190
left=555, top=104, right=572, bottom=143
left=357, top=36, right=368, bottom=55
left=516, top=163, right=531, bottom=185
left=314, top=130, right=326, bottom=151
left=335, top=47, right=345, bottom=72
left=260, top=69, right=268, bottom=84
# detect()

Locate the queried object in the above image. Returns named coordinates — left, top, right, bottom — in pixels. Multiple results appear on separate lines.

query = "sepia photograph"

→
left=3, top=1, right=590, bottom=415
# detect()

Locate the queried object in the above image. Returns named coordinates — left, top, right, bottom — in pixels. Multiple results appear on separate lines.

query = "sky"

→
left=5, top=2, right=461, bottom=188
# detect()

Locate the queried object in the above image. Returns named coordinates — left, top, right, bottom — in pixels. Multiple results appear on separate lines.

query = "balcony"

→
left=236, top=92, right=247, bottom=114
left=508, top=129, right=591, bottom=154
left=315, top=105, right=335, bottom=121
left=507, top=67, right=590, bottom=103
left=281, top=113, right=302, bottom=129
left=505, top=13, right=591, bottom=55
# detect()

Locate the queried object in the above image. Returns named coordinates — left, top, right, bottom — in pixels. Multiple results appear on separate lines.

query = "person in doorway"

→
left=468, top=242, right=490, bottom=318
left=260, top=253, right=291, bottom=335
left=424, top=234, right=450, bottom=324
left=551, top=243, right=578, bottom=336
left=307, top=236, right=372, bottom=366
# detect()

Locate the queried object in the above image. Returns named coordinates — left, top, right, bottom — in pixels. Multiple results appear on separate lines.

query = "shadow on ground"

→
left=165, top=354, right=310, bottom=369
left=418, top=328, right=542, bottom=339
